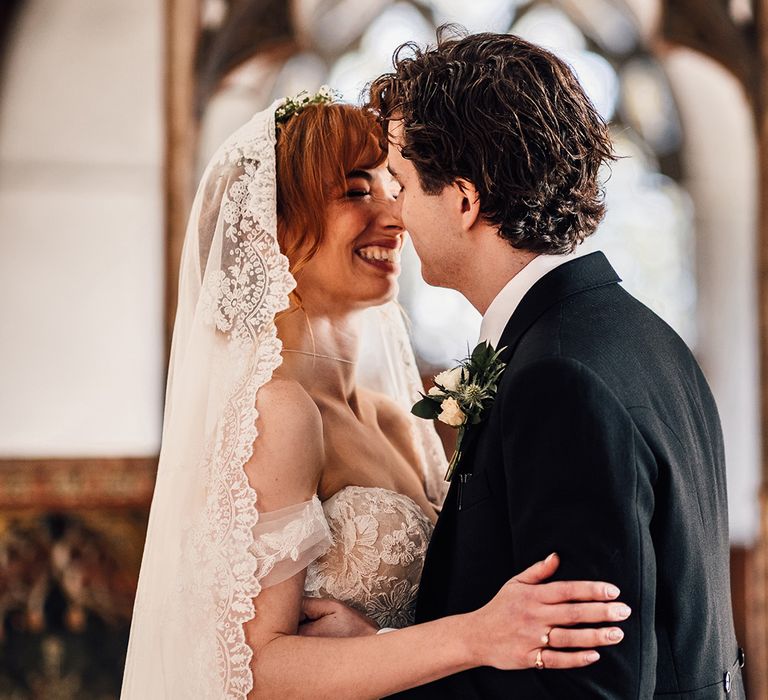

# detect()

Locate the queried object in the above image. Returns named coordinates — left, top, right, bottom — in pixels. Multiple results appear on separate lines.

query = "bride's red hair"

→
left=275, top=103, right=386, bottom=303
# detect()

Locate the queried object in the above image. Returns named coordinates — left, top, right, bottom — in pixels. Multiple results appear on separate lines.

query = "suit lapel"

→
left=496, top=251, right=621, bottom=363
left=452, top=252, right=621, bottom=479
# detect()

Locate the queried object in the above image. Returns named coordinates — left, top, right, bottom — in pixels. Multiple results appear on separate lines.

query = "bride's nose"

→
left=377, top=192, right=404, bottom=233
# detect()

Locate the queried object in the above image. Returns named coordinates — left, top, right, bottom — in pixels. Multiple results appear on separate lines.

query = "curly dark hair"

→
left=367, top=27, right=616, bottom=254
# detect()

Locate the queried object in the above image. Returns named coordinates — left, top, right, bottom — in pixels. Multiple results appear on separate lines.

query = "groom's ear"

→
left=454, top=179, right=481, bottom=233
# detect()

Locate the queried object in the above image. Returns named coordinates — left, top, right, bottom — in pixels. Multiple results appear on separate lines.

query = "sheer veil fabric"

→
left=121, top=102, right=448, bottom=699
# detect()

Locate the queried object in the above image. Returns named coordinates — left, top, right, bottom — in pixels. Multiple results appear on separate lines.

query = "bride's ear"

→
left=454, top=178, right=481, bottom=232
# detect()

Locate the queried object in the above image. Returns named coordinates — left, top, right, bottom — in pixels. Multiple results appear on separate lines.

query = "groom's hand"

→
left=298, top=596, right=379, bottom=638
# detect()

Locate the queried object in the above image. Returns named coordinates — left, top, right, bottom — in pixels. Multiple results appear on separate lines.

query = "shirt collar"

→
left=478, top=250, right=583, bottom=348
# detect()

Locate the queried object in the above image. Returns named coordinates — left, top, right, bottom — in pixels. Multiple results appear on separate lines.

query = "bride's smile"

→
left=290, top=163, right=405, bottom=313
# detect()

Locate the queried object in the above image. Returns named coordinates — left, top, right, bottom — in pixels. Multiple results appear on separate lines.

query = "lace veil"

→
left=121, top=101, right=447, bottom=699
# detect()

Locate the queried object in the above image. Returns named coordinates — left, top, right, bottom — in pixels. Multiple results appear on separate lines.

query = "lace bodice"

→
left=304, top=486, right=434, bottom=629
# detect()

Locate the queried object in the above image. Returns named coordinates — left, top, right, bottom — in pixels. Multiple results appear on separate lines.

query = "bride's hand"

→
left=465, top=553, right=629, bottom=671
left=298, top=597, right=379, bottom=638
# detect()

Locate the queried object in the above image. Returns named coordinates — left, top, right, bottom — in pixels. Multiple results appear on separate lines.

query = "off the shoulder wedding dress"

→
left=250, top=485, right=434, bottom=629
left=305, top=486, right=434, bottom=628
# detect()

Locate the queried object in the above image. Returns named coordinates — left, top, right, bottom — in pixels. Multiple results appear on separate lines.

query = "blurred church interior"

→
left=1, top=0, right=767, bottom=696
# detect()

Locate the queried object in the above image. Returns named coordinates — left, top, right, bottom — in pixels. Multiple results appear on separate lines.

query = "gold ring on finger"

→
left=535, top=649, right=545, bottom=670
left=541, top=628, right=551, bottom=646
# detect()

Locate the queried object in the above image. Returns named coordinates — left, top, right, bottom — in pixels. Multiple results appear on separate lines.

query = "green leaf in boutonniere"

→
left=411, top=396, right=442, bottom=420
left=411, top=341, right=507, bottom=482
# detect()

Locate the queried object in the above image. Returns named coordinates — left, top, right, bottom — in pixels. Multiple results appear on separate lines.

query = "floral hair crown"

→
left=275, top=85, right=340, bottom=125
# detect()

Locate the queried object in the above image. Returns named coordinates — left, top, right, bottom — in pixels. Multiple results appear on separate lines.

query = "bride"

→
left=121, top=90, right=629, bottom=699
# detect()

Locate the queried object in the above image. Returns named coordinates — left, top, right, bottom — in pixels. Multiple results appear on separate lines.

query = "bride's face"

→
left=295, top=164, right=404, bottom=312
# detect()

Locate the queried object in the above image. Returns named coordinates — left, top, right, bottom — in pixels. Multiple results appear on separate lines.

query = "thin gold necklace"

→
left=282, top=349, right=356, bottom=365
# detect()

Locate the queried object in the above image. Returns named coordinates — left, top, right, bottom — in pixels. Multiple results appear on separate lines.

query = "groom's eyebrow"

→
left=387, top=164, right=400, bottom=180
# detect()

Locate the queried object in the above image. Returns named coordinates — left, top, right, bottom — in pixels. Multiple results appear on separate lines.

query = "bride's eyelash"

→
left=346, top=189, right=371, bottom=198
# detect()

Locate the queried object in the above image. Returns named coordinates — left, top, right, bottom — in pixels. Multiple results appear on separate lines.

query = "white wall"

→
left=0, top=0, right=164, bottom=456
left=664, top=48, right=761, bottom=545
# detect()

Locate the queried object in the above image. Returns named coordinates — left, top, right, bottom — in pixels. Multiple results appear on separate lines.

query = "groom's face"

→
left=387, top=121, right=461, bottom=288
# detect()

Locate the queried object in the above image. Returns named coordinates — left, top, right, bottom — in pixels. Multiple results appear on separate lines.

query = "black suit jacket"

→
left=390, top=253, right=744, bottom=699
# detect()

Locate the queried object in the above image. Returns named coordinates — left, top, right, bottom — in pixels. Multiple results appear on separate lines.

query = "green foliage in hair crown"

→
left=275, top=85, right=340, bottom=125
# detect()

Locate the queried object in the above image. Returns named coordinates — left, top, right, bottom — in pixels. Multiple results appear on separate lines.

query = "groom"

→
left=363, top=31, right=745, bottom=699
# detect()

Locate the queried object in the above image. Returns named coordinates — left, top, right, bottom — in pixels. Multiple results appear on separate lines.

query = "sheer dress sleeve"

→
left=250, top=496, right=332, bottom=589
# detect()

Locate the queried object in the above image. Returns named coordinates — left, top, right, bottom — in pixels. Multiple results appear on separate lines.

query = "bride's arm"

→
left=247, top=556, right=626, bottom=700
left=244, top=379, right=627, bottom=700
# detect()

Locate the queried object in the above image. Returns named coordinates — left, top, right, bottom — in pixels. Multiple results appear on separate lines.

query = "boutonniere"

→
left=411, top=342, right=507, bottom=482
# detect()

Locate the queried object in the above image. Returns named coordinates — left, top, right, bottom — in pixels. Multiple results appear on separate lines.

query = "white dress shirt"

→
left=478, top=250, right=584, bottom=348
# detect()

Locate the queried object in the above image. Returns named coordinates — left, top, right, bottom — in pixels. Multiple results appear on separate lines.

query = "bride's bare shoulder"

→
left=257, top=376, right=321, bottom=424
left=247, top=377, right=324, bottom=508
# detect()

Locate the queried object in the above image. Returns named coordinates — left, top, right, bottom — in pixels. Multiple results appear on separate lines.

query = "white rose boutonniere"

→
left=433, top=367, right=465, bottom=392
left=437, top=398, right=466, bottom=427
left=412, top=342, right=507, bottom=482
